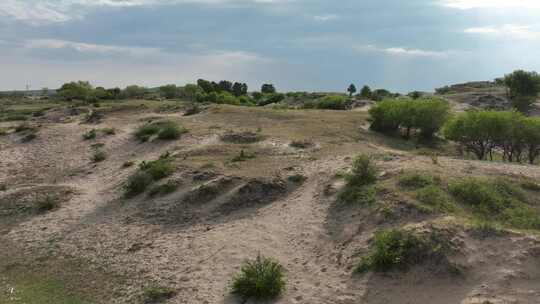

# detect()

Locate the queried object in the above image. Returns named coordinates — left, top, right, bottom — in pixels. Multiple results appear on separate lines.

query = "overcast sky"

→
left=1, top=0, right=540, bottom=92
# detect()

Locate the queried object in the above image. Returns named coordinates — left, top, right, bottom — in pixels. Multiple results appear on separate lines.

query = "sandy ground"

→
left=1, top=104, right=540, bottom=304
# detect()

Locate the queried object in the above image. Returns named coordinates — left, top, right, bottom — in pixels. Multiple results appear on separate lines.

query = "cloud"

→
left=25, top=39, right=162, bottom=56
left=313, top=14, right=339, bottom=22
left=354, top=44, right=450, bottom=58
left=441, top=0, right=540, bottom=9
left=0, top=0, right=294, bottom=25
left=464, top=25, right=540, bottom=40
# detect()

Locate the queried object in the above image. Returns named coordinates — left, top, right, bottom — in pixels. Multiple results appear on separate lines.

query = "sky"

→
left=1, top=0, right=540, bottom=92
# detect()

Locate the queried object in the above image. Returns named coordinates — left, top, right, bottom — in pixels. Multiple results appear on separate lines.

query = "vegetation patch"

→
left=338, top=154, right=378, bottom=204
left=231, top=254, right=286, bottom=301
left=82, top=129, right=97, bottom=140
left=148, top=180, right=180, bottom=197
left=142, top=285, right=176, bottom=303
left=124, top=155, right=176, bottom=197
left=91, top=149, right=107, bottom=163
left=124, top=172, right=154, bottom=198
left=415, top=185, right=456, bottom=213
left=230, top=150, right=256, bottom=162
left=289, top=139, right=314, bottom=149
left=469, top=221, right=504, bottom=239
left=356, top=228, right=452, bottom=273
left=398, top=171, right=438, bottom=189
left=287, top=174, right=306, bottom=184
left=449, top=177, right=540, bottom=229
left=221, top=131, right=263, bottom=144
left=135, top=120, right=186, bottom=142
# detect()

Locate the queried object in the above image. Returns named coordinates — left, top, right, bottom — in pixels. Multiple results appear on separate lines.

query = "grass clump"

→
left=521, top=180, right=540, bottom=192
left=82, top=129, right=97, bottom=140
left=416, top=185, right=455, bottom=213
left=135, top=120, right=186, bottom=142
left=469, top=220, right=504, bottom=239
left=338, top=154, right=378, bottom=204
left=139, top=156, right=175, bottom=180
left=124, top=172, right=154, bottom=198
left=356, top=229, right=448, bottom=273
left=142, top=285, right=176, bottom=303
left=398, top=172, right=437, bottom=189
left=101, top=128, right=116, bottom=135
left=231, top=150, right=256, bottom=162
left=231, top=254, right=286, bottom=301
left=91, top=149, right=107, bottom=163
left=148, top=180, right=179, bottom=197
left=289, top=140, right=313, bottom=149
left=35, top=196, right=60, bottom=213
left=449, top=177, right=540, bottom=230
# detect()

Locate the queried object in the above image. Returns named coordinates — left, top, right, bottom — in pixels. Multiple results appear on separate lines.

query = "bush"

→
left=35, top=196, right=60, bottom=213
left=338, top=185, right=376, bottom=205
left=416, top=185, right=455, bottom=212
left=369, top=98, right=450, bottom=138
left=398, top=172, right=436, bottom=189
left=91, top=149, right=107, bottom=163
left=135, top=121, right=186, bottom=142
left=356, top=229, right=446, bottom=273
left=124, top=171, right=154, bottom=197
left=142, top=285, right=176, bottom=303
left=83, top=129, right=97, bottom=140
left=315, top=95, right=348, bottom=110
left=469, top=220, right=503, bottom=238
left=231, top=255, right=286, bottom=301
left=449, top=178, right=506, bottom=214
left=345, top=154, right=378, bottom=187
left=139, top=157, right=175, bottom=180
left=148, top=180, right=179, bottom=197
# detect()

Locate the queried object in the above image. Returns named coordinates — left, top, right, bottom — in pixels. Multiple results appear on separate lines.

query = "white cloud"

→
left=25, top=39, right=162, bottom=56
left=464, top=25, right=540, bottom=40
left=354, top=44, right=449, bottom=58
left=441, top=0, right=540, bottom=9
left=0, top=0, right=293, bottom=25
left=313, top=14, right=339, bottom=22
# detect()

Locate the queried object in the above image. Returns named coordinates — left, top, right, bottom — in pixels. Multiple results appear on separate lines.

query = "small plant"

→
left=83, top=129, right=97, bottom=140
left=345, top=154, right=378, bottom=187
left=35, top=196, right=60, bottom=213
left=101, top=128, right=116, bottom=135
left=135, top=120, right=186, bottom=142
left=122, top=161, right=135, bottom=168
left=231, top=254, right=286, bottom=301
left=135, top=123, right=161, bottom=142
left=287, top=174, right=306, bottom=184
left=338, top=185, right=376, bottom=205
left=92, top=149, right=107, bottom=163
left=124, top=171, right=154, bottom=198
left=142, top=285, right=176, bottom=303
left=139, top=157, right=175, bottom=180
left=148, top=180, right=179, bottom=197
left=231, top=150, right=256, bottom=162
left=398, top=172, right=436, bottom=189
left=289, top=140, right=313, bottom=149
left=356, top=229, right=448, bottom=273
left=157, top=121, right=186, bottom=140
left=416, top=185, right=455, bottom=213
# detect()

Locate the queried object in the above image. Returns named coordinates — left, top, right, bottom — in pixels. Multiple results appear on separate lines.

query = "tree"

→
left=347, top=84, right=357, bottom=97
left=261, top=84, right=276, bottom=94
left=123, top=85, right=146, bottom=99
left=503, top=70, right=540, bottom=112
left=159, top=84, right=179, bottom=99
left=218, top=80, right=233, bottom=93
left=58, top=81, right=93, bottom=101
left=241, top=83, right=248, bottom=95
left=182, top=84, right=201, bottom=100
left=107, top=87, right=121, bottom=100
left=94, top=87, right=108, bottom=99
left=360, top=85, right=372, bottom=99
left=197, top=79, right=214, bottom=93
left=232, top=82, right=244, bottom=97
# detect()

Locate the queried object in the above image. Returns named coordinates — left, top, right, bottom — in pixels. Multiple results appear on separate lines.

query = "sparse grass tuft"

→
left=124, top=172, right=154, bottom=198
left=356, top=229, right=449, bottom=273
left=139, top=157, right=175, bottom=180
left=338, top=185, right=376, bottom=205
left=345, top=154, right=378, bottom=187
left=221, top=131, right=263, bottom=144
left=231, top=254, right=286, bottom=301
left=135, top=120, right=186, bottom=142
left=398, top=171, right=437, bottom=189
left=469, top=220, right=504, bottom=239
left=91, top=149, right=107, bottom=163
left=142, top=285, right=176, bottom=303
left=289, top=140, right=313, bottom=149
left=231, top=150, right=256, bottom=162
left=148, top=180, right=179, bottom=197
left=82, top=129, right=97, bottom=140
left=416, top=185, right=455, bottom=213
left=35, top=196, right=60, bottom=213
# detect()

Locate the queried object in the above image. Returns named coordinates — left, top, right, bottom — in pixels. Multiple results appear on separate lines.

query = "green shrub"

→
left=470, top=221, right=503, bottom=238
left=135, top=121, right=186, bottom=142
left=124, top=172, right=154, bottom=197
left=139, top=157, right=175, bottom=180
left=416, top=185, right=455, bottom=212
left=345, top=154, right=378, bottom=187
left=398, top=172, right=436, bottom=189
left=83, top=129, right=97, bottom=140
left=35, top=196, right=60, bottom=213
left=134, top=123, right=161, bottom=142
left=157, top=122, right=186, bottom=140
left=356, top=229, right=446, bottom=273
left=315, top=95, right=348, bottom=110
left=448, top=178, right=506, bottom=214
left=338, top=185, right=376, bottom=205
left=142, top=285, right=176, bottom=303
left=148, top=181, right=179, bottom=197
left=91, top=149, right=107, bottom=163
left=231, top=255, right=286, bottom=301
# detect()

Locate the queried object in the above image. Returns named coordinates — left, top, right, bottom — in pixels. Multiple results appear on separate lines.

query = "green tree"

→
left=197, top=79, right=214, bottom=93
left=159, top=84, right=179, bottom=99
left=123, top=85, right=146, bottom=99
left=58, top=81, right=93, bottom=101
left=360, top=85, right=372, bottom=99
left=261, top=84, right=276, bottom=94
left=503, top=70, right=540, bottom=112
left=347, top=84, right=357, bottom=97
left=232, top=82, right=244, bottom=97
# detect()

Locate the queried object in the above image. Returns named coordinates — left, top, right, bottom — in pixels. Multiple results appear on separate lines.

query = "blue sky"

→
left=1, top=0, right=540, bottom=92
